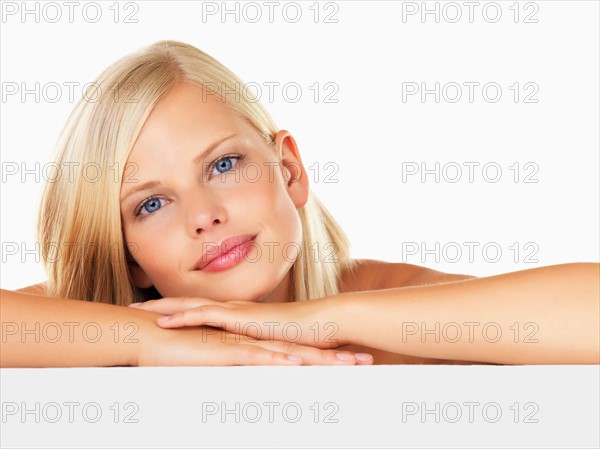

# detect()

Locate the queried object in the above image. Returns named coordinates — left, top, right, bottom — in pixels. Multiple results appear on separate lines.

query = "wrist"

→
left=318, top=293, right=361, bottom=346
left=125, top=308, right=164, bottom=366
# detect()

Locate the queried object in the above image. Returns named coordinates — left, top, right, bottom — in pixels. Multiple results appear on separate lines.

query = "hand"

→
left=137, top=322, right=372, bottom=366
left=131, top=296, right=354, bottom=351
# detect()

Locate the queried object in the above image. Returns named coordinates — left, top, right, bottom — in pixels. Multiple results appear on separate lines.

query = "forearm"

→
left=333, top=263, right=600, bottom=364
left=0, top=289, right=161, bottom=367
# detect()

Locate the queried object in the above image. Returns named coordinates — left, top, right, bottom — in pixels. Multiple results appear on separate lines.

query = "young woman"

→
left=2, top=40, right=598, bottom=367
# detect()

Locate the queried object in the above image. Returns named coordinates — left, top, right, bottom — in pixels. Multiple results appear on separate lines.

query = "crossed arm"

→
left=2, top=262, right=598, bottom=366
left=135, top=262, right=600, bottom=365
left=0, top=290, right=374, bottom=367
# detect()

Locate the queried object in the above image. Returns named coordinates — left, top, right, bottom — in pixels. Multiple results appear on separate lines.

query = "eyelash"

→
left=133, top=153, right=246, bottom=220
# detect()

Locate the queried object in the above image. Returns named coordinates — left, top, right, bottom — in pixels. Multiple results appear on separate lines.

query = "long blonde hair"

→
left=38, top=40, right=358, bottom=306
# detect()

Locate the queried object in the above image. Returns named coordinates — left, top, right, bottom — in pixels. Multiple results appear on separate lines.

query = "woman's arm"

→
left=1, top=289, right=144, bottom=367
left=137, top=263, right=600, bottom=364
left=335, top=262, right=599, bottom=364
left=0, top=289, right=373, bottom=367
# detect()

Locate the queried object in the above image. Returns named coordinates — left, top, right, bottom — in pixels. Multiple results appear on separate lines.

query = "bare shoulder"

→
left=14, top=282, right=48, bottom=296
left=340, top=259, right=477, bottom=292
left=340, top=259, right=417, bottom=292
left=402, top=264, right=478, bottom=287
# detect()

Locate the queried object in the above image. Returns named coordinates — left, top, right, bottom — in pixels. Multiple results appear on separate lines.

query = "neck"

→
left=257, top=268, right=292, bottom=303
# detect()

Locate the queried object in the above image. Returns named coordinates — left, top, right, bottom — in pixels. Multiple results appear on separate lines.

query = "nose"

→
left=185, top=194, right=227, bottom=237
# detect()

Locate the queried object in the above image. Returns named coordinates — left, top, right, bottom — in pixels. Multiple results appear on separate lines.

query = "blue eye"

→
left=135, top=197, right=166, bottom=217
left=211, top=155, right=241, bottom=176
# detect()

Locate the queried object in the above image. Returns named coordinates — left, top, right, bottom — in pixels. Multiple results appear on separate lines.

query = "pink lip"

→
left=193, top=234, right=257, bottom=272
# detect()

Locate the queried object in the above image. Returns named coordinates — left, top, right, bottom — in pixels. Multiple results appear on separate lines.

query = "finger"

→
left=221, top=345, right=304, bottom=366
left=354, top=353, right=375, bottom=365
left=158, top=309, right=338, bottom=349
left=157, top=307, right=292, bottom=345
left=130, top=297, right=218, bottom=314
left=255, top=340, right=360, bottom=366
left=157, top=306, right=249, bottom=335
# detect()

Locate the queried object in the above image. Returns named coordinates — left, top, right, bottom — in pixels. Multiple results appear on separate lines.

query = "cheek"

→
left=248, top=172, right=302, bottom=243
left=122, top=221, right=181, bottom=276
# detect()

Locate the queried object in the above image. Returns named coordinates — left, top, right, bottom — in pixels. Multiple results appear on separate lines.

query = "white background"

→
left=1, top=0, right=598, bottom=290
left=1, top=1, right=599, bottom=447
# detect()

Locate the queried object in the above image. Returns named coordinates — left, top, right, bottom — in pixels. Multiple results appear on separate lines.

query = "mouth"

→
left=193, top=234, right=257, bottom=272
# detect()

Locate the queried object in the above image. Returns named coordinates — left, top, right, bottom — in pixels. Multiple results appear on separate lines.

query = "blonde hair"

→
left=38, top=40, right=358, bottom=306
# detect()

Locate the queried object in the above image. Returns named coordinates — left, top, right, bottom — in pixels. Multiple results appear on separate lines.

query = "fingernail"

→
left=129, top=303, right=141, bottom=307
left=355, top=353, right=373, bottom=362
left=287, top=354, right=302, bottom=362
left=336, top=352, right=353, bottom=361
left=157, top=316, right=170, bottom=323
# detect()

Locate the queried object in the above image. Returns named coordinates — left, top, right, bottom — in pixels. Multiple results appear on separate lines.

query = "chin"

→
left=203, top=285, right=270, bottom=303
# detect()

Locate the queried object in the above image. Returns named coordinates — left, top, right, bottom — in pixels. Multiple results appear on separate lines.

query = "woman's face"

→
left=120, top=82, right=309, bottom=302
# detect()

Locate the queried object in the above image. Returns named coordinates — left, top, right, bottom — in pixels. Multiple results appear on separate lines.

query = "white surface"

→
left=1, top=365, right=599, bottom=448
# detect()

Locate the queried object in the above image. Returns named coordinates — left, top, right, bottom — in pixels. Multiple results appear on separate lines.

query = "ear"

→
left=273, top=130, right=310, bottom=208
left=125, top=248, right=153, bottom=289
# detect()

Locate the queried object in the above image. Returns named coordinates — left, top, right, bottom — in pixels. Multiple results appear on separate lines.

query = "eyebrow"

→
left=120, top=133, right=238, bottom=203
